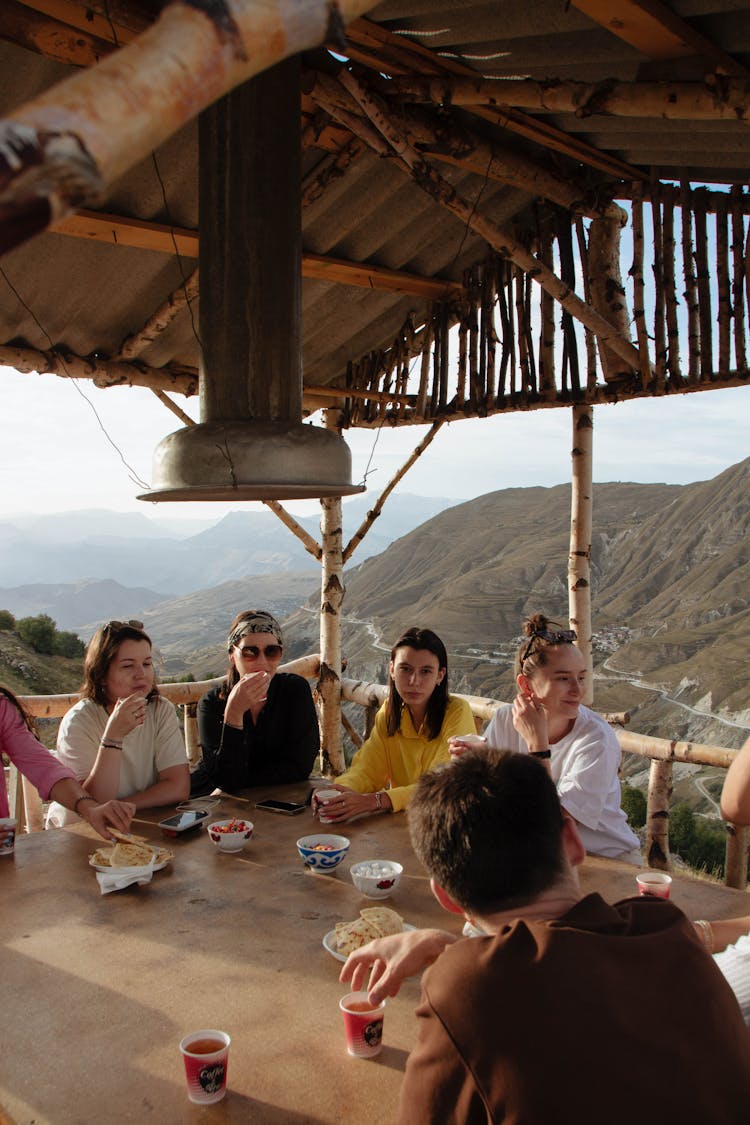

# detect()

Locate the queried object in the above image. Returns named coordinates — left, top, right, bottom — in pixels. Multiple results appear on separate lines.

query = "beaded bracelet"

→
left=100, top=738, right=123, bottom=751
left=374, top=791, right=383, bottom=811
left=74, top=794, right=97, bottom=817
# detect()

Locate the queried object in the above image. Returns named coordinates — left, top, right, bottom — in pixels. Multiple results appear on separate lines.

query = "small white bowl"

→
left=207, top=819, right=254, bottom=852
left=350, top=859, right=403, bottom=899
left=296, top=834, right=350, bottom=872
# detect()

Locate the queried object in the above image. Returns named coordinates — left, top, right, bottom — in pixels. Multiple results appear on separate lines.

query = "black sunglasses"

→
left=103, top=619, right=144, bottom=633
left=519, top=628, right=577, bottom=669
left=235, top=643, right=284, bottom=661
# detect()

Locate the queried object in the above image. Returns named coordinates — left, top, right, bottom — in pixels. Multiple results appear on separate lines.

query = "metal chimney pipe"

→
left=141, top=58, right=362, bottom=502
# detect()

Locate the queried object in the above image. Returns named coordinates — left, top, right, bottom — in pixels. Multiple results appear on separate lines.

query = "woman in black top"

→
left=190, top=610, right=319, bottom=796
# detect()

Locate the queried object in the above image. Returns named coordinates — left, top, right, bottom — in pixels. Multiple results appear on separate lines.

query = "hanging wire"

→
left=0, top=264, right=151, bottom=491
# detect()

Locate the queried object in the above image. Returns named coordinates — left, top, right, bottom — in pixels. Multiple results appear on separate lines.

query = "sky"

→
left=1, top=363, right=749, bottom=521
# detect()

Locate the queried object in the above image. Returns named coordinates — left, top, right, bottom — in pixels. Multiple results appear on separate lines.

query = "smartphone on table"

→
left=255, top=799, right=307, bottom=816
left=158, top=809, right=211, bottom=837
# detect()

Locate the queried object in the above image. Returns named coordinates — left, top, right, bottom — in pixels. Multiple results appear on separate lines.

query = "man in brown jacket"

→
left=343, top=750, right=750, bottom=1124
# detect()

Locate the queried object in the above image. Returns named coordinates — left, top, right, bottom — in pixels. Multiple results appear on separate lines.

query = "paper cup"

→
left=313, top=788, right=340, bottom=824
left=636, top=871, right=672, bottom=899
left=0, top=817, right=17, bottom=856
left=179, top=1029, right=230, bottom=1104
left=339, top=992, right=385, bottom=1058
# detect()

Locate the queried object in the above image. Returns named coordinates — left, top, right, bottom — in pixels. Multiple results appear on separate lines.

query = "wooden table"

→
left=2, top=784, right=748, bottom=1124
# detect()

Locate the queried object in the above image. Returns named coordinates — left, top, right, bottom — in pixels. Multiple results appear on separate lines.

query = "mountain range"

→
left=0, top=493, right=457, bottom=629
left=3, top=462, right=750, bottom=755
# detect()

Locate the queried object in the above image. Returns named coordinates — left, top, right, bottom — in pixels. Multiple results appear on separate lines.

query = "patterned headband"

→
left=227, top=611, right=283, bottom=651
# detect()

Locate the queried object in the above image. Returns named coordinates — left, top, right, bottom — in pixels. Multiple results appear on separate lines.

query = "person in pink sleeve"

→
left=1, top=685, right=134, bottom=840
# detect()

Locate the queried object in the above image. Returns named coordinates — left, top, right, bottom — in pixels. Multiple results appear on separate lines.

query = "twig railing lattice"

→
left=342, top=186, right=750, bottom=427
left=16, top=664, right=750, bottom=889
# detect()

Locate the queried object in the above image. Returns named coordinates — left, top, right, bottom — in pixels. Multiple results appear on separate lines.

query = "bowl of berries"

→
left=296, top=833, right=350, bottom=872
left=206, top=818, right=254, bottom=852
left=350, top=859, right=403, bottom=899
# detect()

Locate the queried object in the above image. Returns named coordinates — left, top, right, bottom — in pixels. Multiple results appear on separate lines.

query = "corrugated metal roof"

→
left=0, top=1, right=748, bottom=402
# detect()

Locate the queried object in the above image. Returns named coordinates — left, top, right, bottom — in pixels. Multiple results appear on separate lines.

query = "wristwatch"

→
left=530, top=749, right=552, bottom=760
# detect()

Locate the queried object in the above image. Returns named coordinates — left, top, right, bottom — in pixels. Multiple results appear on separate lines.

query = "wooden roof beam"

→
left=306, top=69, right=626, bottom=220
left=571, top=0, right=748, bottom=77
left=378, top=74, right=750, bottom=124
left=50, top=210, right=460, bottom=299
left=344, top=18, right=644, bottom=181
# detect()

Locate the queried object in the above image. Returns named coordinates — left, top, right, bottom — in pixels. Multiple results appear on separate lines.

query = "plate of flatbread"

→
left=323, top=906, right=414, bottom=962
left=88, top=829, right=174, bottom=872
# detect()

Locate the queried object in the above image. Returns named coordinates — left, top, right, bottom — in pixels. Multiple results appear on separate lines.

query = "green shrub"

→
left=621, top=784, right=647, bottom=829
left=0, top=609, right=15, bottom=631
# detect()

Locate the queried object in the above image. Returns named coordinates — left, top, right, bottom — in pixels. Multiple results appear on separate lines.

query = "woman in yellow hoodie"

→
left=320, top=626, right=474, bottom=823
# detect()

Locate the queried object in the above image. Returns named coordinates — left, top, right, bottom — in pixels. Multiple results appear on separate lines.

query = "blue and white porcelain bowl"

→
left=296, top=834, right=350, bottom=872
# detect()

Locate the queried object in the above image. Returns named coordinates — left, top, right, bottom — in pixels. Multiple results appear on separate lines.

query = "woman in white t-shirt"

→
left=452, top=613, right=640, bottom=861
left=46, top=620, right=189, bottom=827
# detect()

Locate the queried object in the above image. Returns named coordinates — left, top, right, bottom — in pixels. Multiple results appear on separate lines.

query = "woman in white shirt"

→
left=453, top=613, right=640, bottom=861
left=46, top=620, right=189, bottom=827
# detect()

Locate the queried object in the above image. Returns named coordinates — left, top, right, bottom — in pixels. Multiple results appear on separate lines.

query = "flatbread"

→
left=89, top=845, right=173, bottom=869
left=108, top=828, right=149, bottom=845
left=110, top=841, right=156, bottom=867
left=334, top=917, right=382, bottom=957
left=360, top=906, right=404, bottom=937
left=333, top=906, right=404, bottom=955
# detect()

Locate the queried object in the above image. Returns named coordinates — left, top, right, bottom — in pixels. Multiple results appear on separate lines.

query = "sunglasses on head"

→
left=235, top=643, right=283, bottom=661
left=519, top=628, right=577, bottom=669
left=103, top=619, right=144, bottom=633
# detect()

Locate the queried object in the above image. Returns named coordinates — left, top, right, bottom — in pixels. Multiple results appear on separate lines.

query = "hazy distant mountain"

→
left=0, top=493, right=458, bottom=595
left=0, top=579, right=167, bottom=634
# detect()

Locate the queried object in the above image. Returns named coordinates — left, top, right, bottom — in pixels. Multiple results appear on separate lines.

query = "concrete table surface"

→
left=1, top=782, right=748, bottom=1124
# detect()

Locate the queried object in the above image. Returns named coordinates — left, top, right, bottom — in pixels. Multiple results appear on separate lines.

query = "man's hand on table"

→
left=340, top=928, right=457, bottom=1004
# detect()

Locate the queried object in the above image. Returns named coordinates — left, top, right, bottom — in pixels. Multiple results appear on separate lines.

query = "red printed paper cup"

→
left=636, top=871, right=672, bottom=899
left=339, top=992, right=385, bottom=1058
left=0, top=817, right=17, bottom=857
left=179, top=1029, right=231, bottom=1104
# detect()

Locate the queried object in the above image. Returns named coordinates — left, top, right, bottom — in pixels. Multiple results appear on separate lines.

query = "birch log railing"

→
left=13, top=659, right=750, bottom=889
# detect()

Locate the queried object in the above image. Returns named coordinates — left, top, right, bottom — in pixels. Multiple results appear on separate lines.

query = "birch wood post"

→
left=416, top=319, right=434, bottom=418
left=716, top=192, right=731, bottom=373
left=694, top=198, right=713, bottom=378
left=515, top=265, right=532, bottom=396
left=571, top=219, right=593, bottom=396
left=649, top=189, right=667, bottom=391
left=0, top=0, right=377, bottom=254
left=485, top=260, right=498, bottom=411
left=456, top=301, right=468, bottom=407
left=537, top=222, right=555, bottom=396
left=586, top=212, right=634, bottom=382
left=662, top=194, right=682, bottom=384
left=318, top=410, right=346, bottom=775
left=496, top=267, right=512, bottom=401
left=680, top=181, right=701, bottom=384
left=724, top=823, right=750, bottom=891
left=646, top=758, right=673, bottom=869
left=468, top=275, right=480, bottom=410
left=730, top=186, right=747, bottom=372
left=183, top=702, right=201, bottom=768
left=569, top=405, right=594, bottom=706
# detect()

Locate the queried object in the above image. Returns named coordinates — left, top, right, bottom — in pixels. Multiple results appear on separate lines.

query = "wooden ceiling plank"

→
left=303, top=251, right=460, bottom=298
left=51, top=209, right=460, bottom=298
left=0, top=0, right=115, bottom=65
left=571, top=0, right=748, bottom=76
left=15, top=0, right=140, bottom=44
